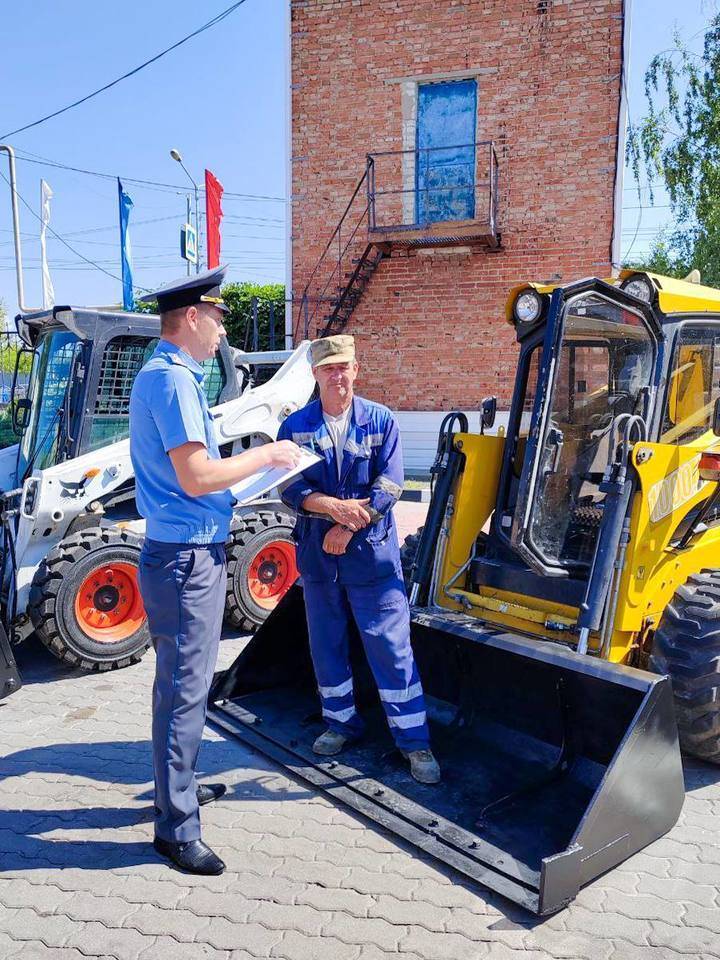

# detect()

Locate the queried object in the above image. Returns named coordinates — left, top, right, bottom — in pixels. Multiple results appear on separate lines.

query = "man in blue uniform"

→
left=130, top=266, right=301, bottom=874
left=278, top=335, right=440, bottom=784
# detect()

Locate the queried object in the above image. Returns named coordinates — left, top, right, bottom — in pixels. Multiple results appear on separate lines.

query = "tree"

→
left=221, top=282, right=285, bottom=351
left=626, top=16, right=720, bottom=285
left=134, top=282, right=286, bottom=351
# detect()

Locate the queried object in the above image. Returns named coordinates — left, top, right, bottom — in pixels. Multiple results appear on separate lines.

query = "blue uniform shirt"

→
left=129, top=340, right=233, bottom=544
left=278, top=396, right=405, bottom=583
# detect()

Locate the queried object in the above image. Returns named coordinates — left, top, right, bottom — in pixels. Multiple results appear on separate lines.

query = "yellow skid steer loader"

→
left=210, top=270, right=720, bottom=914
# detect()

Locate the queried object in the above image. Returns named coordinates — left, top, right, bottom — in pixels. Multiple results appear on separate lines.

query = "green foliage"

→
left=0, top=406, right=15, bottom=450
left=221, top=282, right=285, bottom=350
left=626, top=17, right=720, bottom=286
left=0, top=340, right=32, bottom=375
left=134, top=297, right=157, bottom=315
left=132, top=283, right=286, bottom=351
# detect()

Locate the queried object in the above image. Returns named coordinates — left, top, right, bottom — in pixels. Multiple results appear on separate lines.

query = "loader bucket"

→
left=209, top=585, right=684, bottom=915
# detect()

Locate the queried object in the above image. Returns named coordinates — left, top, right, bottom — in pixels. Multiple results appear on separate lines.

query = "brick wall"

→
left=291, top=0, right=623, bottom=410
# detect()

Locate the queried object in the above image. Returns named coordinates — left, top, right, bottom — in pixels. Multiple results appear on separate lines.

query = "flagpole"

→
left=186, top=196, right=191, bottom=276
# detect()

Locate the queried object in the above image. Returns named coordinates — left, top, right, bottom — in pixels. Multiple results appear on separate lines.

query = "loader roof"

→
left=15, top=306, right=160, bottom=346
left=505, top=271, right=720, bottom=327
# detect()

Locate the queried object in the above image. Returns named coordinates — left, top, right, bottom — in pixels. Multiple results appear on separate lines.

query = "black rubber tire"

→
left=28, top=527, right=150, bottom=672
left=224, top=509, right=298, bottom=632
left=650, top=570, right=720, bottom=764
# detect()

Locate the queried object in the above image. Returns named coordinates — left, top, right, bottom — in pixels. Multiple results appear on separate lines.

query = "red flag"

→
left=205, top=169, right=224, bottom=269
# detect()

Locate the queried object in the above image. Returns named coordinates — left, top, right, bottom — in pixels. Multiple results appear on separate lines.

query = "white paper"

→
left=229, top=447, right=321, bottom=505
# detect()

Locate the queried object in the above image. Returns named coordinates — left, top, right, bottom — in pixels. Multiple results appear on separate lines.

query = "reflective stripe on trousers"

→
left=302, top=575, right=430, bottom=752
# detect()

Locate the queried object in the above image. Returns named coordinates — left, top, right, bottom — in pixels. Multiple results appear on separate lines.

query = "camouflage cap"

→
left=309, top=334, right=356, bottom=368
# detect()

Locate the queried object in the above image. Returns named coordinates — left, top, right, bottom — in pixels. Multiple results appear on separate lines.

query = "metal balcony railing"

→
left=366, top=140, right=499, bottom=245
left=293, top=141, right=501, bottom=340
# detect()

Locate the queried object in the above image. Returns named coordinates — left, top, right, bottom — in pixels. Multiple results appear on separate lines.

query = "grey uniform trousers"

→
left=138, top=539, right=226, bottom=842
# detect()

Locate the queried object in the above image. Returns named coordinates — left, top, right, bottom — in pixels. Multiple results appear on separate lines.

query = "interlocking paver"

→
left=248, top=899, right=330, bottom=937
left=322, top=913, right=407, bottom=952
left=602, top=889, right=686, bottom=924
left=271, top=929, right=362, bottom=960
left=4, top=633, right=720, bottom=960
left=339, top=865, right=419, bottom=898
left=203, top=916, right=284, bottom=954
left=63, top=920, right=153, bottom=960
left=0, top=907, right=77, bottom=949
left=641, top=874, right=717, bottom=908
left=562, top=906, right=654, bottom=948
left=528, top=926, right=614, bottom=960
left=12, top=947, right=107, bottom=960
left=648, top=920, right=720, bottom=957
left=0, top=933, right=25, bottom=957
left=295, top=883, right=372, bottom=918
left=123, top=902, right=213, bottom=941
left=137, top=935, right=231, bottom=960
left=399, top=927, right=493, bottom=959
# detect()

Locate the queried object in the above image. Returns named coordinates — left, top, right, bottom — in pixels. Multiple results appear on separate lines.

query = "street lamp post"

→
left=170, top=148, right=200, bottom=274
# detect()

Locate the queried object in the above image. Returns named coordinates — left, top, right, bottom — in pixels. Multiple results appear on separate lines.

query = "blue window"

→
left=416, top=79, right=477, bottom=224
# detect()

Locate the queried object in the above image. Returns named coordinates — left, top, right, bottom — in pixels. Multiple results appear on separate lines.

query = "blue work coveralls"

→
left=130, top=341, right=232, bottom=843
left=278, top=396, right=430, bottom=753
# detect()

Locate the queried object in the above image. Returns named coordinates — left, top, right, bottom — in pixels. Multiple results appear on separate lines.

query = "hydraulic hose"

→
left=576, top=414, right=646, bottom=654
left=408, top=411, right=468, bottom=606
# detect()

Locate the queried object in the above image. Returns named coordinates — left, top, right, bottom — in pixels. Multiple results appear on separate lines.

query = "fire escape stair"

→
left=321, top=243, right=387, bottom=336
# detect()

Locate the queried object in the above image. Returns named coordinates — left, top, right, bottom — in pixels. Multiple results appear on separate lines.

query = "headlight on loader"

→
left=512, top=289, right=544, bottom=325
left=620, top=274, right=654, bottom=303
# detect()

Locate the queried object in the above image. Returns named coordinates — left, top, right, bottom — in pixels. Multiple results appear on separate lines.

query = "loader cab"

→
left=11, top=307, right=240, bottom=485
left=474, top=280, right=661, bottom=603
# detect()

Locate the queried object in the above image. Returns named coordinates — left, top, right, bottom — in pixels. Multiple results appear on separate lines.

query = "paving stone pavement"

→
left=0, top=502, right=719, bottom=960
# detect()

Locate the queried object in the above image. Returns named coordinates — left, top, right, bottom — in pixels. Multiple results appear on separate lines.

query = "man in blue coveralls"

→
left=278, top=335, right=440, bottom=784
left=129, top=266, right=301, bottom=875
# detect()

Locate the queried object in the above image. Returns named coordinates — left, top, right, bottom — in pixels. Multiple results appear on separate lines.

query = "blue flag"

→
left=118, top=179, right=134, bottom=311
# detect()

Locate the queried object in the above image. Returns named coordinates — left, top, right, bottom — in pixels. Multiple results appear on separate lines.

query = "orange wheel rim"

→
left=74, top=562, right=146, bottom=643
left=247, top=540, right=298, bottom=611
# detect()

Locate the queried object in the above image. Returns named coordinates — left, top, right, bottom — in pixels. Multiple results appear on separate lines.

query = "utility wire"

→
left=1, top=1, right=249, bottom=140
left=12, top=149, right=288, bottom=203
left=0, top=168, right=149, bottom=291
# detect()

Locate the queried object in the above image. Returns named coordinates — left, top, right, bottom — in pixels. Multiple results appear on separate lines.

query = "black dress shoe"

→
left=196, top=782, right=227, bottom=806
left=153, top=837, right=225, bottom=875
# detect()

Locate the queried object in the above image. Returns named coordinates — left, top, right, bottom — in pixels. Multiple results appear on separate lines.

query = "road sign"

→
left=181, top=223, right=197, bottom=264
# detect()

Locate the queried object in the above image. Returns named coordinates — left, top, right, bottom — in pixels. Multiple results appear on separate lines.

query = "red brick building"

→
left=288, top=0, right=626, bottom=460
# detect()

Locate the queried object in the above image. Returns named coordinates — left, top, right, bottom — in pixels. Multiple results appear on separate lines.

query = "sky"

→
left=0, top=0, right=717, bottom=320
left=621, top=0, right=720, bottom=264
left=0, top=0, right=288, bottom=316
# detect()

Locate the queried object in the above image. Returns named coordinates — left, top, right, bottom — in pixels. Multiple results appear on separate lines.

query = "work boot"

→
left=312, top=729, right=348, bottom=755
left=153, top=837, right=226, bottom=875
left=196, top=782, right=227, bottom=806
left=404, top=749, right=441, bottom=784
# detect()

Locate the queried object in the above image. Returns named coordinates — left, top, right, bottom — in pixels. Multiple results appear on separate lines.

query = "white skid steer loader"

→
left=0, top=306, right=313, bottom=671
left=0, top=138, right=314, bottom=673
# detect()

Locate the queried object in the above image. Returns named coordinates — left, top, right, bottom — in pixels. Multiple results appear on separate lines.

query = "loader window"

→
left=87, top=337, right=158, bottom=452
left=18, top=330, right=80, bottom=479
left=661, top=326, right=720, bottom=444
left=523, top=294, right=654, bottom=569
left=511, top=345, right=543, bottom=480
left=87, top=338, right=227, bottom=451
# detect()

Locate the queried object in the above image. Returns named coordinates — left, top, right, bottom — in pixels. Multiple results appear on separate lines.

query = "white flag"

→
left=40, top=179, right=55, bottom=309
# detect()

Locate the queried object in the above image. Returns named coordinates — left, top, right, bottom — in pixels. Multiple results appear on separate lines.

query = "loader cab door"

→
left=511, top=284, right=659, bottom=576
left=16, top=329, right=83, bottom=482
